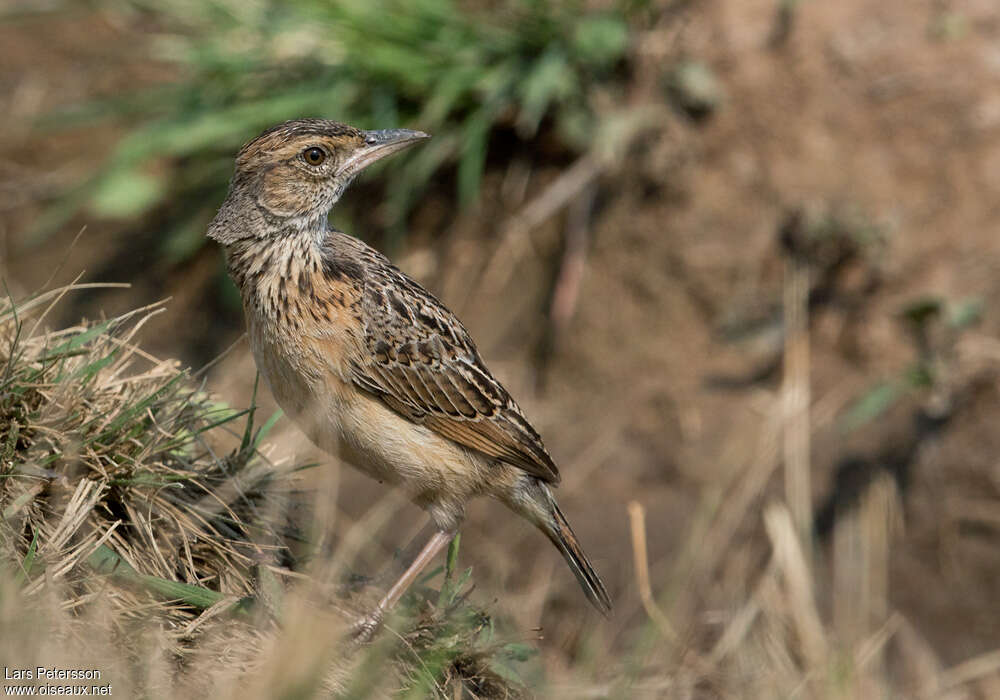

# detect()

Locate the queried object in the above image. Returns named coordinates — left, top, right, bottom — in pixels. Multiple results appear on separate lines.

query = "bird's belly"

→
left=333, top=391, right=496, bottom=529
left=339, top=391, right=484, bottom=487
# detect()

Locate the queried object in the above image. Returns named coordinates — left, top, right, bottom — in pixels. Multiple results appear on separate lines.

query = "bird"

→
left=207, top=118, right=611, bottom=633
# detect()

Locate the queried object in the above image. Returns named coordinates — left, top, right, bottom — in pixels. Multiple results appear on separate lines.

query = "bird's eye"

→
left=303, top=147, right=326, bottom=166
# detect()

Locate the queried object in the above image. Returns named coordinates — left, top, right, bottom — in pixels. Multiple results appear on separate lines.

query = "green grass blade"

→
left=14, top=529, right=38, bottom=585
left=87, top=544, right=227, bottom=610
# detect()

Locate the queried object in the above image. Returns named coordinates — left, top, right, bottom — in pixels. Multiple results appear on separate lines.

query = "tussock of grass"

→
left=1, top=289, right=274, bottom=631
left=0, top=286, right=532, bottom=698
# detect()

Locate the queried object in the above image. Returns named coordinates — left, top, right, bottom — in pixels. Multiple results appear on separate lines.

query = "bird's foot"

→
left=349, top=607, right=385, bottom=644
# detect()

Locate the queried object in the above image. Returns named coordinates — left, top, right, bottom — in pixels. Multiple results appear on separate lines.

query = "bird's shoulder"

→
left=321, top=232, right=560, bottom=483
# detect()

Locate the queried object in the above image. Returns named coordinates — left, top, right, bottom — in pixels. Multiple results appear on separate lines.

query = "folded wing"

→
left=346, top=245, right=560, bottom=484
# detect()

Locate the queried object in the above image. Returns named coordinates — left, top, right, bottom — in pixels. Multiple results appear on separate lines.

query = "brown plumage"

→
left=207, top=119, right=611, bottom=631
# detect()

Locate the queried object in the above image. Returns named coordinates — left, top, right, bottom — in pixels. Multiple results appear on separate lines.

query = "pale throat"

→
left=224, top=216, right=327, bottom=300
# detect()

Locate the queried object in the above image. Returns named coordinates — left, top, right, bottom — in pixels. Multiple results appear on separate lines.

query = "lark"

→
left=208, top=119, right=611, bottom=632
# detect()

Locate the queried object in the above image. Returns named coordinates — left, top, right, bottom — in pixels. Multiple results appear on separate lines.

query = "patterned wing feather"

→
left=341, top=240, right=560, bottom=484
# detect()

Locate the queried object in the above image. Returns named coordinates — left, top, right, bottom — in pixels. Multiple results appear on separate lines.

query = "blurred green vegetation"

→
left=840, top=294, right=983, bottom=432
left=36, top=0, right=644, bottom=260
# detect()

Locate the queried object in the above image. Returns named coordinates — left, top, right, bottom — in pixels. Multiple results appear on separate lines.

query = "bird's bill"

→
left=337, top=129, right=430, bottom=179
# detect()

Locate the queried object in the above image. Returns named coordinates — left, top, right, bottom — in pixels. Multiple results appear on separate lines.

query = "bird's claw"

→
left=350, top=607, right=385, bottom=644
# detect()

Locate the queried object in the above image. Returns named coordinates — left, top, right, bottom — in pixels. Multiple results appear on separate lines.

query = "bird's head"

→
left=212, top=119, right=428, bottom=238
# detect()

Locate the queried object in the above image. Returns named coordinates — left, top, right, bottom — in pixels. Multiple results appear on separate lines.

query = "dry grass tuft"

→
left=1, top=287, right=280, bottom=635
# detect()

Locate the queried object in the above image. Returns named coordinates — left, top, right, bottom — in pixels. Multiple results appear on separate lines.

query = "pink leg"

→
left=353, top=530, right=454, bottom=641
left=378, top=529, right=454, bottom=611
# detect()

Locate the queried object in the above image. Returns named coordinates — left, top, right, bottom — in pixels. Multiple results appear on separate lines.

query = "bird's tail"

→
left=507, top=478, right=612, bottom=616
